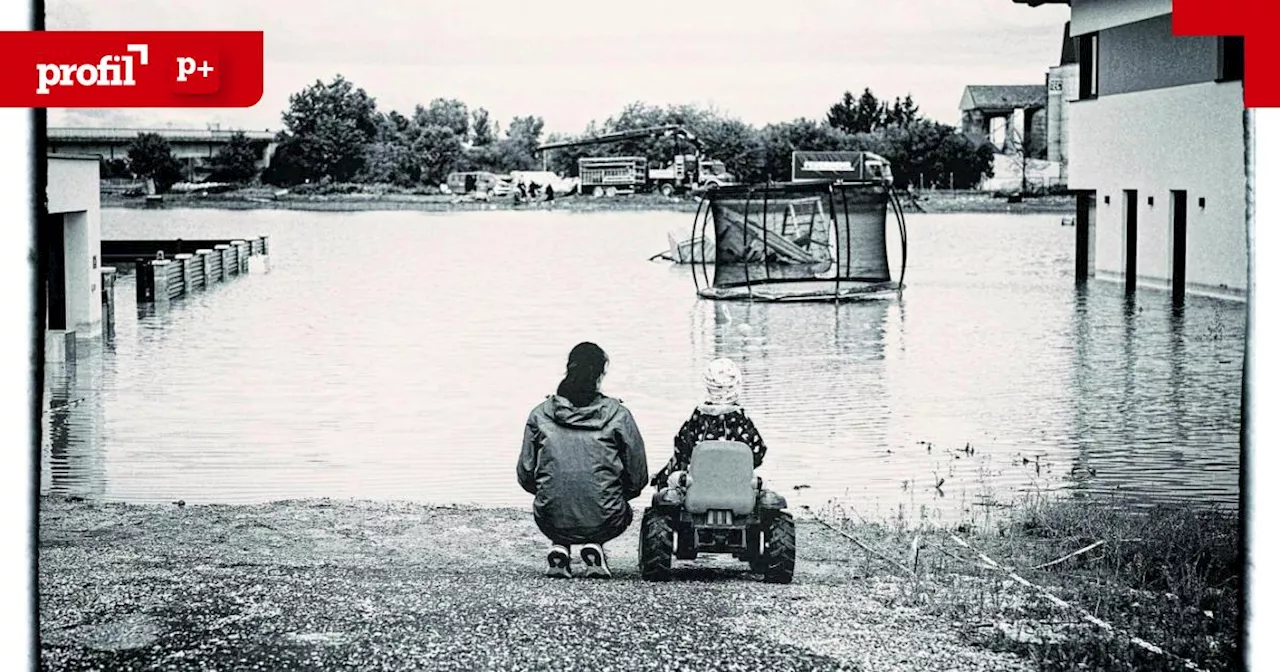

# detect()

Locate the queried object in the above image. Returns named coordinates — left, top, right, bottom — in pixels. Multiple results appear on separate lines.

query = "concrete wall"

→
left=1097, top=14, right=1220, bottom=96
left=1028, top=108, right=1048, bottom=159
left=1069, top=81, right=1246, bottom=296
left=1069, top=0, right=1170, bottom=36
left=1048, top=64, right=1080, bottom=171
left=47, top=156, right=103, bottom=338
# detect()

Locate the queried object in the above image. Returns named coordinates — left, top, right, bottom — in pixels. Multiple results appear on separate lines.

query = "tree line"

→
left=116, top=75, right=997, bottom=193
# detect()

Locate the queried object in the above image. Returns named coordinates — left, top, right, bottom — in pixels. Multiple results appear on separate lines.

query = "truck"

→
left=539, top=124, right=738, bottom=198
left=576, top=156, right=649, bottom=197
left=790, top=151, right=894, bottom=186
left=647, top=154, right=737, bottom=196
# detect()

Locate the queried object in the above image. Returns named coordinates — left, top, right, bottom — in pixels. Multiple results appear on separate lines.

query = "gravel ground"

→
left=38, top=497, right=1033, bottom=672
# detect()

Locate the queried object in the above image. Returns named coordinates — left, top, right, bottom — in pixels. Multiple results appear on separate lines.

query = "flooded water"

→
left=40, top=207, right=1245, bottom=523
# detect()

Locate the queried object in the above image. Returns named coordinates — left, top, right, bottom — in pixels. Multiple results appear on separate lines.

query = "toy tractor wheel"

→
left=762, top=512, right=796, bottom=584
left=659, top=182, right=675, bottom=197
left=640, top=508, right=674, bottom=581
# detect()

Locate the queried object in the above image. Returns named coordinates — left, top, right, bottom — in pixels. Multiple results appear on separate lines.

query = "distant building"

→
left=47, top=126, right=278, bottom=182
left=959, top=85, right=1049, bottom=157
left=1015, top=0, right=1247, bottom=301
left=1046, top=21, right=1080, bottom=177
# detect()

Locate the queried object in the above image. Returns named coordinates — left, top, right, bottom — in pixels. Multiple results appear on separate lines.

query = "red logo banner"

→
left=1173, top=0, right=1277, bottom=107
left=0, top=31, right=263, bottom=108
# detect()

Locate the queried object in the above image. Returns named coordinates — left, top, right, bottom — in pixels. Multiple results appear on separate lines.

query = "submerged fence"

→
left=125, top=236, right=271, bottom=305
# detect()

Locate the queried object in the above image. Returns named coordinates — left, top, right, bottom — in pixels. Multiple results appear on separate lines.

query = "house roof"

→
left=960, top=85, right=1048, bottom=111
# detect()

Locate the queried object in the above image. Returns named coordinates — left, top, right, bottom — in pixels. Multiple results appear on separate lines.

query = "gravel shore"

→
left=38, top=497, right=1035, bottom=671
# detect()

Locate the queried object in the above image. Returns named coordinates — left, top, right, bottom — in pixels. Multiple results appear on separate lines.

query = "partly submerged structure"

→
left=1014, top=0, right=1247, bottom=301
left=689, top=159, right=907, bottom=302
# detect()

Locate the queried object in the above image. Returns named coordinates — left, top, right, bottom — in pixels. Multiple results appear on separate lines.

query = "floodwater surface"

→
left=40, top=207, right=1245, bottom=523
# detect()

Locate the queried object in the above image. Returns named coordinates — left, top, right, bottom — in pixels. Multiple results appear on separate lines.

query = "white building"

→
left=1016, top=0, right=1247, bottom=302
left=45, top=154, right=104, bottom=363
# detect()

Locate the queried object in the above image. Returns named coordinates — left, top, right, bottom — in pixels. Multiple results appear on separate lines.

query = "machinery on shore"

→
left=535, top=124, right=737, bottom=198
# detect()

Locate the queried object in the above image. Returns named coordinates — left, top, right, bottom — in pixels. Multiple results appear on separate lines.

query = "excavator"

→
left=535, top=124, right=737, bottom=197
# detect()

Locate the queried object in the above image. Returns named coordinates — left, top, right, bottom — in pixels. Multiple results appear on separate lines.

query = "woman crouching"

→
left=517, top=342, right=649, bottom=578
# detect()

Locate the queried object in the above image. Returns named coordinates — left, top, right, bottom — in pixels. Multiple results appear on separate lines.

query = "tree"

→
left=827, top=88, right=886, bottom=134
left=854, top=88, right=885, bottom=132
left=756, top=119, right=849, bottom=181
left=826, top=91, right=859, bottom=133
left=415, top=99, right=469, bottom=139
left=360, top=139, right=419, bottom=186
left=279, top=75, right=380, bottom=182
left=209, top=131, right=261, bottom=183
left=899, top=94, right=920, bottom=125
left=1004, top=122, right=1033, bottom=194
left=471, top=108, right=495, bottom=146
left=411, top=125, right=465, bottom=186
left=99, top=158, right=131, bottom=179
left=126, top=132, right=184, bottom=192
left=261, top=135, right=311, bottom=187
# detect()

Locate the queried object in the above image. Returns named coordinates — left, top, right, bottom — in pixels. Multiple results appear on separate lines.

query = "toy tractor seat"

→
left=683, top=440, right=757, bottom=516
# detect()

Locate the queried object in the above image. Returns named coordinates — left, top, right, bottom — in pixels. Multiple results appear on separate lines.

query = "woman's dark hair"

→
left=556, top=342, right=608, bottom=407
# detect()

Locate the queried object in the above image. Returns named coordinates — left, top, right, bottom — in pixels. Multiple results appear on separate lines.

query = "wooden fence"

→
left=129, top=236, right=270, bottom=305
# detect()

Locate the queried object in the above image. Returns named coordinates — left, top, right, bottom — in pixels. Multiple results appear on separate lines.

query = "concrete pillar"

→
left=100, top=267, right=116, bottom=340
left=232, top=240, right=248, bottom=274
left=215, top=244, right=231, bottom=280
left=196, top=250, right=212, bottom=290
left=135, top=257, right=154, bottom=303
left=248, top=236, right=271, bottom=273
left=151, top=260, right=172, bottom=306
left=174, top=253, right=193, bottom=297
left=45, top=330, right=77, bottom=364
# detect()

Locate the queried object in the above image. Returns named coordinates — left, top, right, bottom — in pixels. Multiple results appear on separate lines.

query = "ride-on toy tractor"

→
left=639, top=440, right=796, bottom=583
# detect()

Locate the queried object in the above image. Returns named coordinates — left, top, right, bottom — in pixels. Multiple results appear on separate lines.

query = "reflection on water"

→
left=39, top=208, right=1244, bottom=522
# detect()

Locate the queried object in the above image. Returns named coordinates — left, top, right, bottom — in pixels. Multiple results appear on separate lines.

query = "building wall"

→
left=1070, top=81, right=1246, bottom=296
left=1047, top=64, right=1080, bottom=171
left=1097, top=14, right=1220, bottom=96
left=1069, top=0, right=1171, bottom=35
left=47, top=156, right=104, bottom=337
left=1028, top=108, right=1048, bottom=158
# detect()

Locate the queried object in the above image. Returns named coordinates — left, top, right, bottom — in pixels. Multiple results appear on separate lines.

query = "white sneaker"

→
left=579, top=543, right=611, bottom=579
left=546, top=545, right=571, bottom=579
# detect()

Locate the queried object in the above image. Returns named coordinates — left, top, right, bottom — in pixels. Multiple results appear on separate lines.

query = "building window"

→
left=1078, top=32, right=1099, bottom=100
left=1218, top=36, right=1244, bottom=82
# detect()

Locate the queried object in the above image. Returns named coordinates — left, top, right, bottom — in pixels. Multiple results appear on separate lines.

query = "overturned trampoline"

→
left=689, top=179, right=908, bottom=302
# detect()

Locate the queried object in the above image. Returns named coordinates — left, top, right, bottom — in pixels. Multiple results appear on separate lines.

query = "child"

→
left=651, top=358, right=768, bottom=489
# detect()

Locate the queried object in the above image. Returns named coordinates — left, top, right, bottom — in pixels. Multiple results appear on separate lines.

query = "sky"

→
left=46, top=0, right=1071, bottom=137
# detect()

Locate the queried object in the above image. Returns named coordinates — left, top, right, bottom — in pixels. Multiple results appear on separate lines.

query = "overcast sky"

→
left=46, top=0, right=1070, bottom=136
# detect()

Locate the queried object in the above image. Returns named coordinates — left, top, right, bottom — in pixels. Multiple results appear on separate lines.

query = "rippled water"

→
left=40, top=207, right=1245, bottom=522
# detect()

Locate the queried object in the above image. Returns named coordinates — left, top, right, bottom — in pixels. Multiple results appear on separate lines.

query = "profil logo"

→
left=35, top=44, right=149, bottom=95
left=0, top=31, right=263, bottom=108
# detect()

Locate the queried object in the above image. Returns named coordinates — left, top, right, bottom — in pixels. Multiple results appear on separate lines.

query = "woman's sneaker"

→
left=546, top=545, right=571, bottom=579
left=579, top=543, right=611, bottom=579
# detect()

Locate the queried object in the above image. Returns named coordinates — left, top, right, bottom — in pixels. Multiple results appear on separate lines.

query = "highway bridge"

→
left=47, top=126, right=278, bottom=180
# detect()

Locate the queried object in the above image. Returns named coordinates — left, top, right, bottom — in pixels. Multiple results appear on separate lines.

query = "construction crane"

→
left=535, top=124, right=706, bottom=153
left=534, top=124, right=734, bottom=197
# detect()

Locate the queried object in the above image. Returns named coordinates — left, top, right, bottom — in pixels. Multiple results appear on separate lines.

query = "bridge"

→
left=47, top=126, right=278, bottom=181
